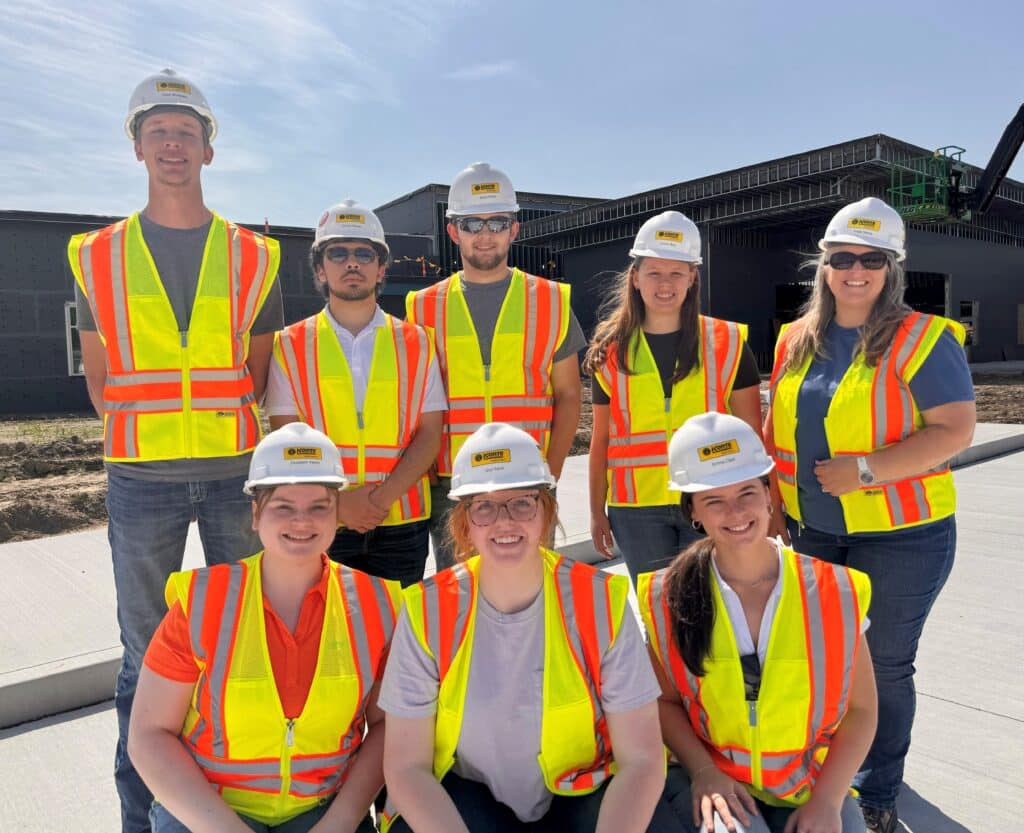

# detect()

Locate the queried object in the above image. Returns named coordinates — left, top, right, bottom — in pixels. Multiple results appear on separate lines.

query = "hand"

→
left=782, top=793, right=842, bottom=833
left=337, top=485, right=388, bottom=533
left=427, top=462, right=439, bottom=486
left=590, top=512, right=615, bottom=559
left=690, top=764, right=758, bottom=832
left=813, top=457, right=860, bottom=498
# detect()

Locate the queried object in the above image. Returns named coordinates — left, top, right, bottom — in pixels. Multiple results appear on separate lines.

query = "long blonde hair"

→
left=780, top=248, right=911, bottom=372
left=583, top=257, right=701, bottom=382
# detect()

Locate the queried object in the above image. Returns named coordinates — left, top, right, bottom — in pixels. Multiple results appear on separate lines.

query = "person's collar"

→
left=325, top=303, right=385, bottom=340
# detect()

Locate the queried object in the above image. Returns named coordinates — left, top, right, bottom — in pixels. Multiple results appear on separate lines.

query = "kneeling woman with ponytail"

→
left=637, top=413, right=877, bottom=833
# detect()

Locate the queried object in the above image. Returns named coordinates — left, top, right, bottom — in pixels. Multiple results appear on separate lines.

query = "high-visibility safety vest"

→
left=273, top=311, right=433, bottom=525
left=68, top=213, right=279, bottom=462
left=638, top=548, right=870, bottom=807
left=164, top=552, right=402, bottom=826
left=596, top=317, right=749, bottom=507
left=767, top=312, right=966, bottom=533
left=379, top=548, right=639, bottom=833
left=406, top=269, right=571, bottom=476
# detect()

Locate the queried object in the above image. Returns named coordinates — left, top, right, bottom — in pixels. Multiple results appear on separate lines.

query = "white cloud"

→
left=444, top=60, right=519, bottom=82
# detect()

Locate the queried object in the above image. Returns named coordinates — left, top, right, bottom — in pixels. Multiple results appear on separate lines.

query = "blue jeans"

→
left=608, top=504, right=705, bottom=583
left=428, top=477, right=457, bottom=571
left=107, top=470, right=261, bottom=833
left=787, top=515, right=957, bottom=810
left=328, top=520, right=429, bottom=587
left=150, top=800, right=373, bottom=832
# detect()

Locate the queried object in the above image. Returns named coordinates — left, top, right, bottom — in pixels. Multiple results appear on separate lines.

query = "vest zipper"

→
left=483, top=364, right=492, bottom=422
left=280, top=718, right=296, bottom=809
left=748, top=699, right=762, bottom=790
left=356, top=411, right=365, bottom=484
left=180, top=331, right=192, bottom=455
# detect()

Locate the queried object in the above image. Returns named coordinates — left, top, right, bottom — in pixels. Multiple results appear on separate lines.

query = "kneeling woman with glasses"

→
left=638, top=413, right=877, bottom=833
left=379, top=423, right=671, bottom=833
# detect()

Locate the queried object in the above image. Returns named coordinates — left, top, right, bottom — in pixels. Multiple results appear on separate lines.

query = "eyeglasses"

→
left=467, top=493, right=540, bottom=526
left=827, top=251, right=888, bottom=271
left=323, top=245, right=377, bottom=265
left=454, top=216, right=514, bottom=234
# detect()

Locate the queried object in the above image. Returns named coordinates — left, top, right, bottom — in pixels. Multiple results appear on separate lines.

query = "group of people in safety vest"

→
left=69, top=68, right=977, bottom=833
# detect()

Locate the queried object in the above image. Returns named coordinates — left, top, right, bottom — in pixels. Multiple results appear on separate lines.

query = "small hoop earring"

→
left=691, top=519, right=704, bottom=532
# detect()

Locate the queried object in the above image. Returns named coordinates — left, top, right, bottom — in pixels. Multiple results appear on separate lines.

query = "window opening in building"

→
left=64, top=301, right=84, bottom=376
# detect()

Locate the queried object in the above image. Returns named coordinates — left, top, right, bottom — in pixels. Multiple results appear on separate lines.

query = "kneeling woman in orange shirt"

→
left=129, top=424, right=402, bottom=833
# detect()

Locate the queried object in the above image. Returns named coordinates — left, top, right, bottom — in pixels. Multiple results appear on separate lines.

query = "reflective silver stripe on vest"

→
left=190, top=750, right=282, bottom=776
left=449, top=398, right=487, bottom=411
left=104, top=371, right=182, bottom=386
left=831, top=564, right=860, bottom=721
left=237, top=230, right=270, bottom=334
left=607, top=453, right=669, bottom=468
left=104, top=413, right=139, bottom=458
left=279, top=319, right=326, bottom=431
left=190, top=395, right=256, bottom=409
left=191, top=368, right=249, bottom=383
left=873, top=313, right=930, bottom=447
left=703, top=319, right=720, bottom=411
left=490, top=395, right=555, bottom=409
left=104, top=398, right=184, bottom=412
left=423, top=563, right=473, bottom=669
left=799, top=557, right=828, bottom=760
left=608, top=431, right=664, bottom=447
left=523, top=276, right=561, bottom=397
left=92, top=221, right=135, bottom=372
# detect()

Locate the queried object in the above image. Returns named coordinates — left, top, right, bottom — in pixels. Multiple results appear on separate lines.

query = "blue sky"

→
left=3, top=0, right=1024, bottom=227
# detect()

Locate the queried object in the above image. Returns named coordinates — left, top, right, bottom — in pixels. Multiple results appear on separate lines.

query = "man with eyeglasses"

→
left=407, top=162, right=585, bottom=571
left=266, top=200, right=444, bottom=586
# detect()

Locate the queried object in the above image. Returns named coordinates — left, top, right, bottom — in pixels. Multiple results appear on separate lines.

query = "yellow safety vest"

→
left=596, top=317, right=749, bottom=506
left=68, top=213, right=279, bottom=462
left=406, top=269, right=571, bottom=475
left=638, top=549, right=870, bottom=806
left=165, top=552, right=402, bottom=825
left=769, top=312, right=965, bottom=533
left=273, top=311, right=433, bottom=525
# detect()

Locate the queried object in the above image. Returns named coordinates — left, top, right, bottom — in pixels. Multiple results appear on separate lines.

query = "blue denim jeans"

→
left=150, top=800, right=373, bottom=832
left=107, top=470, right=261, bottom=833
left=787, top=515, right=957, bottom=810
left=328, top=519, right=429, bottom=587
left=608, top=504, right=705, bottom=584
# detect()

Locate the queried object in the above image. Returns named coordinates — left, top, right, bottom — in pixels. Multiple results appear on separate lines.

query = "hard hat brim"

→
left=448, top=477, right=556, bottom=500
left=446, top=204, right=520, bottom=219
left=628, top=246, right=702, bottom=264
left=125, top=103, right=218, bottom=142
left=243, top=474, right=348, bottom=496
left=818, top=236, right=905, bottom=262
left=315, top=234, right=390, bottom=256
left=669, top=459, right=775, bottom=494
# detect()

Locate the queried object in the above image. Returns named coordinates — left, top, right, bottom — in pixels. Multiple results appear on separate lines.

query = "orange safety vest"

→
left=638, top=548, right=870, bottom=806
left=767, top=312, right=965, bottom=533
left=68, top=213, right=279, bottom=462
left=406, top=269, right=571, bottom=475
left=165, top=552, right=402, bottom=825
left=596, top=316, right=748, bottom=506
left=273, top=311, right=433, bottom=525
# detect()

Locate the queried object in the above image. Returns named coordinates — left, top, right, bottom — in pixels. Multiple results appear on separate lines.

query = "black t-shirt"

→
left=592, top=329, right=761, bottom=404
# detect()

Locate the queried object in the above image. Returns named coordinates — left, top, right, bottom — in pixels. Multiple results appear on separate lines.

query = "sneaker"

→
left=861, top=805, right=898, bottom=833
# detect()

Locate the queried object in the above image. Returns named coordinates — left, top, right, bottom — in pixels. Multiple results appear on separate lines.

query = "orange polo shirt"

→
left=144, top=556, right=331, bottom=719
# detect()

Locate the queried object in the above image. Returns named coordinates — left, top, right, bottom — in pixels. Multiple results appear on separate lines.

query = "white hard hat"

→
left=448, top=423, right=556, bottom=499
left=244, top=423, right=348, bottom=495
left=314, top=199, right=389, bottom=255
left=629, top=211, right=703, bottom=264
left=819, top=197, right=906, bottom=261
left=125, top=69, right=217, bottom=141
left=668, top=412, right=774, bottom=493
left=446, top=162, right=520, bottom=217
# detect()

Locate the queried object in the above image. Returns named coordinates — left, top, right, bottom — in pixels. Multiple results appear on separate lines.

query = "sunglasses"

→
left=827, top=251, right=888, bottom=271
left=454, top=216, right=514, bottom=234
left=323, top=245, right=377, bottom=265
left=467, top=493, right=540, bottom=526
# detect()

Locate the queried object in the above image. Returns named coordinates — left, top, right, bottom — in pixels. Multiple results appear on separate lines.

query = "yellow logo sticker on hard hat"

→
left=472, top=182, right=501, bottom=195
left=156, top=81, right=192, bottom=94
left=698, top=439, right=740, bottom=462
left=285, top=446, right=323, bottom=460
left=472, top=449, right=511, bottom=466
left=336, top=213, right=365, bottom=224
left=655, top=230, right=683, bottom=242
left=848, top=218, right=881, bottom=231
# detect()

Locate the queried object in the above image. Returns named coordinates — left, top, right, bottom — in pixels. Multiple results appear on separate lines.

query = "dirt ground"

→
left=1, top=372, right=1022, bottom=543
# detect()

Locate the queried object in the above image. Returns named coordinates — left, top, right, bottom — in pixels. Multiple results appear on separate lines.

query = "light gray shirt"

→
left=378, top=580, right=660, bottom=822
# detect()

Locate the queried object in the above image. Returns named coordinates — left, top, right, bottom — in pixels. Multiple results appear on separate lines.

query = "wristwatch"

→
left=856, top=455, right=876, bottom=486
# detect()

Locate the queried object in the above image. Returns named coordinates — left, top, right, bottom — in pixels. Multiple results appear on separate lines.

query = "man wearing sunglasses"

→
left=266, top=200, right=444, bottom=586
left=407, top=162, right=586, bottom=571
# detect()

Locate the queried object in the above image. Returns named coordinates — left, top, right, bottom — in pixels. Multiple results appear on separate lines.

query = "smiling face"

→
left=689, top=477, right=771, bottom=551
left=133, top=109, right=212, bottom=188
left=631, top=256, right=696, bottom=318
left=456, top=488, right=550, bottom=568
left=252, top=484, right=338, bottom=561
left=824, top=244, right=888, bottom=322
left=447, top=213, right=519, bottom=273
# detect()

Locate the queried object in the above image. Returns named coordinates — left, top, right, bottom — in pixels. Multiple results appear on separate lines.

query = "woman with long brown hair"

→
left=585, top=211, right=763, bottom=582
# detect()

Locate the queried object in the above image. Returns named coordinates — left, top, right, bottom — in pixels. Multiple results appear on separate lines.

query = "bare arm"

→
left=589, top=403, right=614, bottom=558
left=728, top=384, right=763, bottom=439
left=128, top=667, right=252, bottom=833
left=546, top=354, right=582, bottom=480
left=246, top=332, right=275, bottom=404
left=383, top=714, right=469, bottom=833
left=595, top=701, right=666, bottom=833
left=80, top=330, right=107, bottom=419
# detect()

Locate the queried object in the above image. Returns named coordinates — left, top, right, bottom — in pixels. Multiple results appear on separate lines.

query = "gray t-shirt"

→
left=74, top=214, right=284, bottom=482
left=459, top=273, right=586, bottom=367
left=378, top=582, right=660, bottom=822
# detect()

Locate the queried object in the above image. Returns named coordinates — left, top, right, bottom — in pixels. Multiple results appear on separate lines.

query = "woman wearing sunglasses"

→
left=585, top=211, right=763, bottom=582
left=764, top=197, right=975, bottom=833
left=379, top=422, right=670, bottom=833
left=639, top=412, right=877, bottom=833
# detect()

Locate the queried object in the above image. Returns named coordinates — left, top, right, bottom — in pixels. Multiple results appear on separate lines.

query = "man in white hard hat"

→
left=407, top=162, right=585, bottom=570
left=266, top=200, right=444, bottom=586
left=67, top=68, right=283, bottom=833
